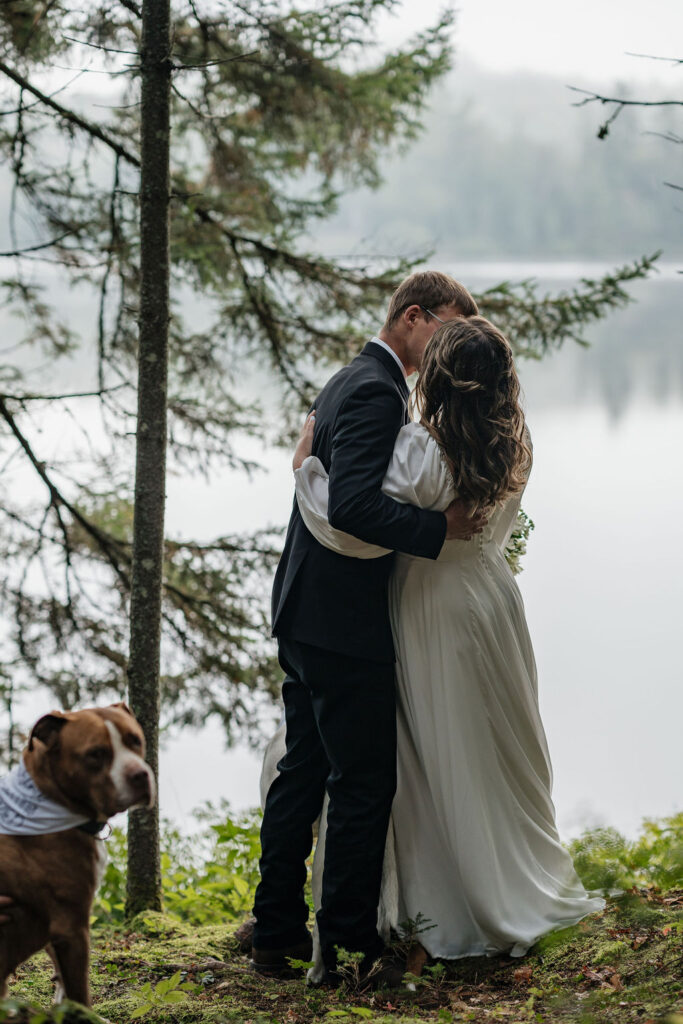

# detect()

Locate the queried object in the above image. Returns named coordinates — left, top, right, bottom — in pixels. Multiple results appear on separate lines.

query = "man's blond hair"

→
left=385, top=270, right=478, bottom=327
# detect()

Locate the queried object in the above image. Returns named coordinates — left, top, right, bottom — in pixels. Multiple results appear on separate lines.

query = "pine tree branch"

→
left=0, top=397, right=130, bottom=584
left=0, top=60, right=141, bottom=167
left=0, top=60, right=372, bottom=290
left=227, top=236, right=311, bottom=399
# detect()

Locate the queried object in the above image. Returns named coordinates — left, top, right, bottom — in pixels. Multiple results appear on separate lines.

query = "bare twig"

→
left=171, top=50, right=259, bottom=70
left=568, top=85, right=683, bottom=139
left=0, top=383, right=129, bottom=402
left=118, top=0, right=142, bottom=16
left=98, top=156, right=122, bottom=392
left=0, top=70, right=87, bottom=118
left=643, top=130, right=683, bottom=144
left=62, top=34, right=139, bottom=56
left=0, top=232, right=73, bottom=257
left=625, top=51, right=683, bottom=65
left=52, top=62, right=136, bottom=76
left=568, top=86, right=683, bottom=109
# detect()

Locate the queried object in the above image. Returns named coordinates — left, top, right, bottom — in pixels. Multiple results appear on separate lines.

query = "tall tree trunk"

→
left=125, top=0, right=171, bottom=917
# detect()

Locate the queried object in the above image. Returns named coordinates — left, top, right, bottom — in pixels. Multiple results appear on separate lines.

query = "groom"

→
left=252, top=271, right=483, bottom=985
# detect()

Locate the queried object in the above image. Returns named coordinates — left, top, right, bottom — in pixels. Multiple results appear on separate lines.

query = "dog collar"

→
left=77, top=820, right=108, bottom=836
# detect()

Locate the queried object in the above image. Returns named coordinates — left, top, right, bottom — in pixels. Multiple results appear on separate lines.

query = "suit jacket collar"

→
left=359, top=341, right=409, bottom=401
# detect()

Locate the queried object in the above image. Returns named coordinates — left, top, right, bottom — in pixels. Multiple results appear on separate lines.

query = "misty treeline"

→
left=320, top=66, right=683, bottom=260
left=0, top=0, right=657, bottom=762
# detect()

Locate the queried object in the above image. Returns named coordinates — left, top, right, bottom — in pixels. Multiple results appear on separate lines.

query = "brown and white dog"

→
left=0, top=703, right=155, bottom=1006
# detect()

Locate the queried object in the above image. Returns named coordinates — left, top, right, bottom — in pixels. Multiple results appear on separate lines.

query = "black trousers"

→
left=252, top=635, right=397, bottom=970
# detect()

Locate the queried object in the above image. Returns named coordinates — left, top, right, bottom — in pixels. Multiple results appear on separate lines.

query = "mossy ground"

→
left=3, top=890, right=682, bottom=1024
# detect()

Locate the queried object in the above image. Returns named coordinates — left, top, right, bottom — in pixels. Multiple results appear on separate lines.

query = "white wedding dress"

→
left=263, top=422, right=604, bottom=980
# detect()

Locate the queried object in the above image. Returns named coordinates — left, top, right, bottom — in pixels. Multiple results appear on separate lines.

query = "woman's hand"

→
left=292, top=411, right=316, bottom=471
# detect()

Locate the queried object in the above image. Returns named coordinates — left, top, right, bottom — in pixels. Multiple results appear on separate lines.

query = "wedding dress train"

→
left=263, top=422, right=604, bottom=980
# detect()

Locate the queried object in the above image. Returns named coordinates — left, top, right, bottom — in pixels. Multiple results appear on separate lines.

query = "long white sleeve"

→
left=294, top=456, right=391, bottom=558
left=294, top=424, right=454, bottom=559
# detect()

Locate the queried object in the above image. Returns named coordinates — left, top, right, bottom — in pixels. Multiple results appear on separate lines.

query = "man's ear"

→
left=109, top=701, right=133, bottom=717
left=28, top=712, right=67, bottom=751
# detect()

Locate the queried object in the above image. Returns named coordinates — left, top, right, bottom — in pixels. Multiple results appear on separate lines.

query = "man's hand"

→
left=444, top=500, right=489, bottom=541
left=292, top=411, right=316, bottom=471
left=0, top=896, right=14, bottom=924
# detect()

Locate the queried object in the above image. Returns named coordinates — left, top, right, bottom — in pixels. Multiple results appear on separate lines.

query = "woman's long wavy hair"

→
left=412, top=316, right=532, bottom=511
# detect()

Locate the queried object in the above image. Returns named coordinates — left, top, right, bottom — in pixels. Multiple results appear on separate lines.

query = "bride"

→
left=263, top=315, right=604, bottom=980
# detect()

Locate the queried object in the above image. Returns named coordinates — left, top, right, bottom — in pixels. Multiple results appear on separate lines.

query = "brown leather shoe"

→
left=250, top=934, right=313, bottom=977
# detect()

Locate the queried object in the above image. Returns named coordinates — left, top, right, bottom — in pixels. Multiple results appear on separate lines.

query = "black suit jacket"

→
left=272, top=342, right=447, bottom=663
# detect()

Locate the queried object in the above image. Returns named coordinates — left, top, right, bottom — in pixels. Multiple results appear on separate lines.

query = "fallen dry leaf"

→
left=582, top=964, right=624, bottom=989
left=513, top=965, right=533, bottom=985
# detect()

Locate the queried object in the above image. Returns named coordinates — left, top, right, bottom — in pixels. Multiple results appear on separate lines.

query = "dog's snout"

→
left=125, top=763, right=156, bottom=809
left=129, top=767, right=149, bottom=789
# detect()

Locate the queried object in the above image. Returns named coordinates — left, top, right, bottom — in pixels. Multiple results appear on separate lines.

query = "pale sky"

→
left=379, top=0, right=683, bottom=86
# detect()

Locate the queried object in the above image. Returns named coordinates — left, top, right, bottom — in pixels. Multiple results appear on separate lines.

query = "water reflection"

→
left=467, top=271, right=682, bottom=419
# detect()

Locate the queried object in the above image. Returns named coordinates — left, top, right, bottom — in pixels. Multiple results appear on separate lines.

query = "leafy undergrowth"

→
left=4, top=889, right=683, bottom=1024
left=4, top=813, right=682, bottom=1022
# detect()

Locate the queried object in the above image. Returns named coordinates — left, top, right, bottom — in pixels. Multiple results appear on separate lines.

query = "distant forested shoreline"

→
left=313, top=62, right=682, bottom=261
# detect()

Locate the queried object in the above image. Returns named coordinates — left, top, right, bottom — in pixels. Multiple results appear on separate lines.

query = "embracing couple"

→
left=250, top=271, right=604, bottom=988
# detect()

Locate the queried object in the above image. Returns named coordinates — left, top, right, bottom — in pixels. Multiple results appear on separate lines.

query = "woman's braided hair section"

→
left=412, top=316, right=532, bottom=512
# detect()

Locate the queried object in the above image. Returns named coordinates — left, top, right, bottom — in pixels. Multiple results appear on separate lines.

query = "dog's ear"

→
left=109, top=701, right=133, bottom=717
left=28, top=712, right=67, bottom=751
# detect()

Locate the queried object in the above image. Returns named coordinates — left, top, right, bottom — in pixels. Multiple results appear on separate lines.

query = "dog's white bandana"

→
left=0, top=759, right=90, bottom=835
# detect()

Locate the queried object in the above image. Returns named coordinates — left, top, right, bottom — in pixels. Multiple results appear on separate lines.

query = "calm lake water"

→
left=4, top=262, right=681, bottom=839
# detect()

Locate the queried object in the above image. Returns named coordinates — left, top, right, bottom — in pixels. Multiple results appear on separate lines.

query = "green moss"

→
left=612, top=893, right=669, bottom=930
left=126, top=911, right=192, bottom=938
left=591, top=939, right=628, bottom=964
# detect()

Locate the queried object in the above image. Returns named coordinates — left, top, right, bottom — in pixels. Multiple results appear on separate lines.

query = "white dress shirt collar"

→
left=369, top=336, right=407, bottom=379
